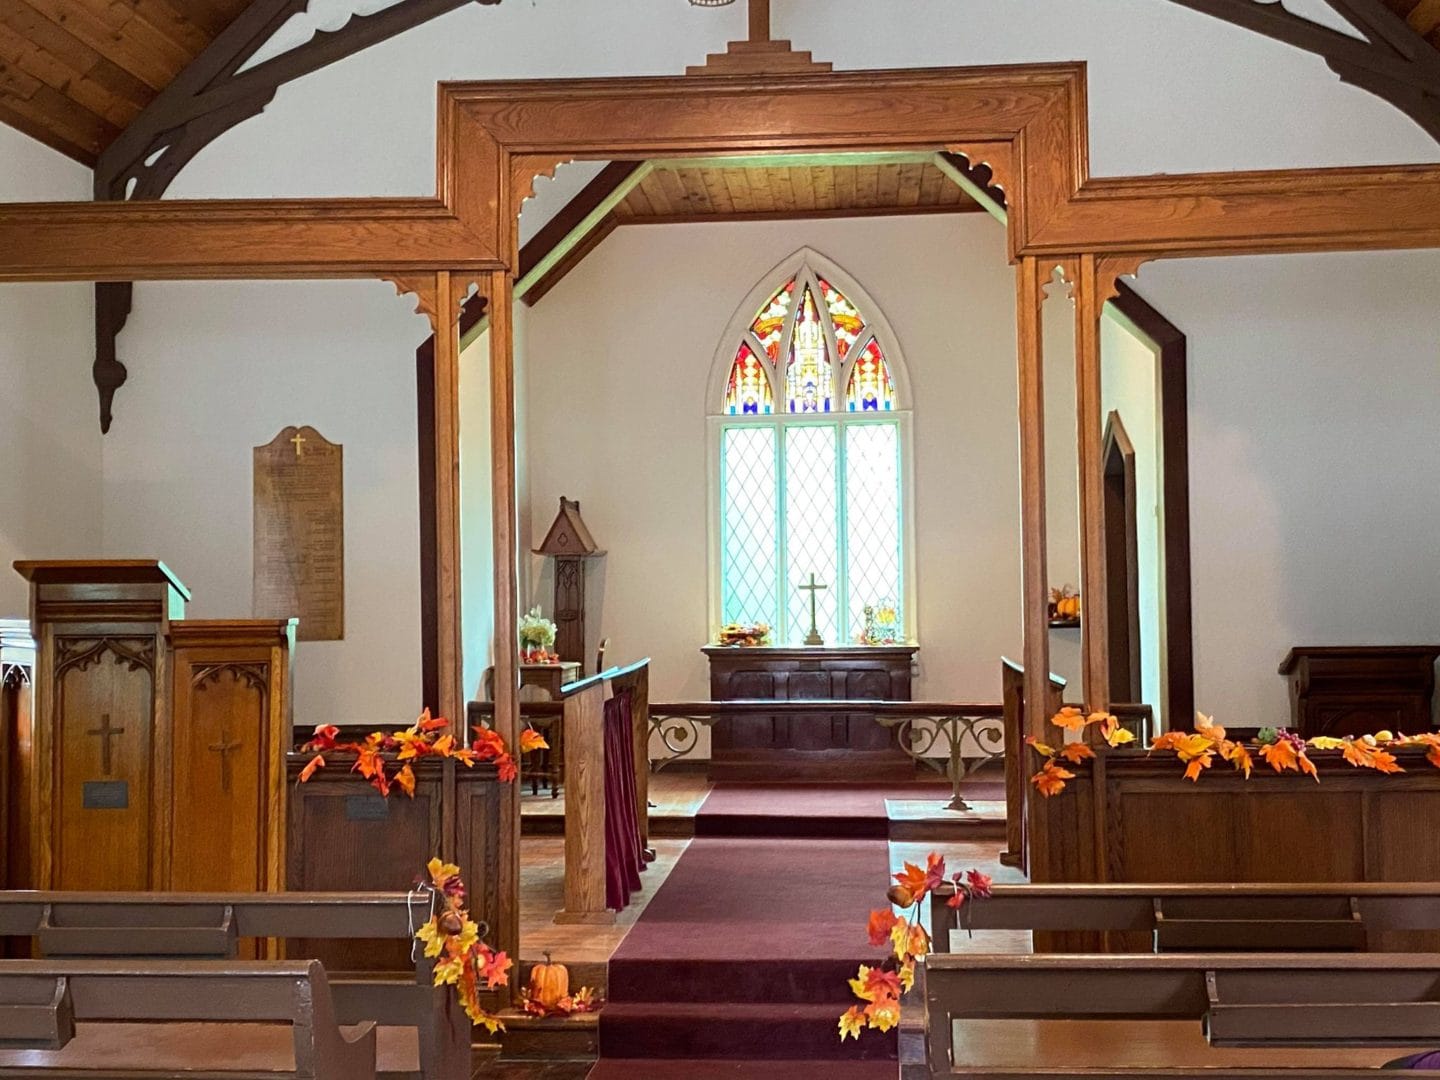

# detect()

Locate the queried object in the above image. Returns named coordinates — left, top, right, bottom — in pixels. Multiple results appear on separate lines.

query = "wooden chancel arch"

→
left=5, top=60, right=1440, bottom=971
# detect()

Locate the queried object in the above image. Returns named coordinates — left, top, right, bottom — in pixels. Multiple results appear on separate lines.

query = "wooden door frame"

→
left=4, top=58, right=1440, bottom=925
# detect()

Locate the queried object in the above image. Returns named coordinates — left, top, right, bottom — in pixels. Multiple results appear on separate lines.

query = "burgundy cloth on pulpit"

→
left=604, top=689, right=648, bottom=911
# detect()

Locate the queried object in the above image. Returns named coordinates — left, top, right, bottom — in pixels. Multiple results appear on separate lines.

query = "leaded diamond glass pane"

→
left=784, top=424, right=840, bottom=644
left=845, top=422, right=903, bottom=636
left=720, top=426, right=779, bottom=631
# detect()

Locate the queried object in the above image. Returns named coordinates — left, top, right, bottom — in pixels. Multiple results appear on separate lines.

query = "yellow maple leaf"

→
left=838, top=1006, right=865, bottom=1041
left=897, top=958, right=916, bottom=994
left=1308, top=736, right=1346, bottom=751
left=1100, top=715, right=1136, bottom=747
left=1024, top=734, right=1057, bottom=757
left=1222, top=741, right=1254, bottom=779
left=415, top=917, right=444, bottom=959
left=519, top=728, right=549, bottom=754
left=864, top=997, right=901, bottom=1032
left=848, top=965, right=877, bottom=1003
left=394, top=763, right=417, bottom=797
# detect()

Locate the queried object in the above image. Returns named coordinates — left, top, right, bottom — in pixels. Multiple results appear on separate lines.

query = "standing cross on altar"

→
left=799, top=573, right=827, bottom=646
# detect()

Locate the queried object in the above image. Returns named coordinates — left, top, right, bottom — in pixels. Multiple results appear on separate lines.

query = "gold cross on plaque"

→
left=289, top=431, right=307, bottom=459
left=798, top=573, right=828, bottom=646
left=88, top=713, right=125, bottom=776
left=209, top=727, right=243, bottom=792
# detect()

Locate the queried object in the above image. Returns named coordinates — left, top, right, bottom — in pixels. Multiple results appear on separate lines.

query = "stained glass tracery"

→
left=844, top=340, right=895, bottom=412
left=726, top=342, right=773, bottom=415
left=750, top=279, right=795, bottom=363
left=786, top=286, right=832, bottom=413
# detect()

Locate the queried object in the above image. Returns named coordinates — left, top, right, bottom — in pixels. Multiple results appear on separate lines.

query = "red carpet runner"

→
left=590, top=788, right=901, bottom=1079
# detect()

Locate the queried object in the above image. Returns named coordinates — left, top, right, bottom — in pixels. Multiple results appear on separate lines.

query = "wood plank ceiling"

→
left=614, top=161, right=979, bottom=224
left=1386, top=0, right=1440, bottom=48
left=0, top=0, right=251, bottom=165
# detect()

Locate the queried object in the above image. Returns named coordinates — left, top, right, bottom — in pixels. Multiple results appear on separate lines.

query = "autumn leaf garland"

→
left=414, top=858, right=511, bottom=1033
left=840, top=853, right=991, bottom=1041
left=298, top=708, right=548, bottom=797
left=1027, top=708, right=1436, bottom=798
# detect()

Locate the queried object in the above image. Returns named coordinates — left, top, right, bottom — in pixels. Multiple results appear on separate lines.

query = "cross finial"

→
left=748, top=0, right=770, bottom=42
left=290, top=431, right=307, bottom=459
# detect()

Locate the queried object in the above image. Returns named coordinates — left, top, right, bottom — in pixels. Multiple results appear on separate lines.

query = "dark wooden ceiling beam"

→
left=1165, top=0, right=1440, bottom=141
left=88, top=0, right=499, bottom=433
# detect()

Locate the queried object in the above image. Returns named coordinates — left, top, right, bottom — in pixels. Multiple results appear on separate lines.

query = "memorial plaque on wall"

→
left=253, top=426, right=344, bottom=641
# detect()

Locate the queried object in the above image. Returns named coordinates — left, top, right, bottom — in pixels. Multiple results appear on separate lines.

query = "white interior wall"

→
left=163, top=0, right=1438, bottom=207
left=102, top=280, right=430, bottom=726
left=521, top=213, right=1041, bottom=703
left=0, top=127, right=101, bottom=615
left=1101, top=313, right=1164, bottom=721
left=1139, top=250, right=1440, bottom=725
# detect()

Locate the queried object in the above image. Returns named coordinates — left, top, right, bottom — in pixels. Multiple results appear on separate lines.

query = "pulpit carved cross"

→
left=290, top=432, right=307, bottom=459
left=87, top=713, right=125, bottom=776
left=209, top=728, right=243, bottom=792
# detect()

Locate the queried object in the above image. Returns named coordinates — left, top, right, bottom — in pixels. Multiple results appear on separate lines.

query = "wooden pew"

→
left=0, top=958, right=375, bottom=1079
left=0, top=892, right=469, bottom=1080
left=930, top=881, right=1440, bottom=954
left=925, top=952, right=1440, bottom=1078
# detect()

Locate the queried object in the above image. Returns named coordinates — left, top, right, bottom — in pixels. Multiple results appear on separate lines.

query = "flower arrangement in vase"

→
left=519, top=606, right=559, bottom=663
left=856, top=600, right=902, bottom=645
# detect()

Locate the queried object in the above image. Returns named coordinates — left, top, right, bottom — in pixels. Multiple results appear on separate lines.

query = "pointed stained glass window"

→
left=844, top=340, right=895, bottom=412
left=725, top=342, right=773, bottom=415
left=786, top=286, right=832, bottom=413
left=751, top=278, right=796, bottom=363
left=818, top=277, right=864, bottom=360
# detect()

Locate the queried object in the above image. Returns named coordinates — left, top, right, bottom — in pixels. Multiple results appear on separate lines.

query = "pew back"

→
left=0, top=959, right=375, bottom=1080
left=931, top=881, right=1440, bottom=953
left=0, top=892, right=468, bottom=1080
left=926, top=952, right=1440, bottom=1077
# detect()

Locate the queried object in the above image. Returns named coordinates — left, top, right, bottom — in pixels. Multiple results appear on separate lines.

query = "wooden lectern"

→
left=11, top=560, right=292, bottom=893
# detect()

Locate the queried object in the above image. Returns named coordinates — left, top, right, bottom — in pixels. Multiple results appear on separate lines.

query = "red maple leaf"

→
left=867, top=907, right=899, bottom=946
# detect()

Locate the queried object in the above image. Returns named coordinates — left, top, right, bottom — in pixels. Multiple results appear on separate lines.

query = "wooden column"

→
left=432, top=270, right=465, bottom=726
left=1074, top=254, right=1110, bottom=711
left=1, top=619, right=35, bottom=892
left=1016, top=259, right=1052, bottom=741
left=487, top=267, right=521, bottom=972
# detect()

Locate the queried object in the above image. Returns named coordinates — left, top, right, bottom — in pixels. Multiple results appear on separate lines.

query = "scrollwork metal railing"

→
left=646, top=700, right=1007, bottom=811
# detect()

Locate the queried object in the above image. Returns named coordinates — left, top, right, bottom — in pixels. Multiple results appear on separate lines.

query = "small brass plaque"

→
left=82, top=780, right=129, bottom=810
left=345, top=795, right=390, bottom=822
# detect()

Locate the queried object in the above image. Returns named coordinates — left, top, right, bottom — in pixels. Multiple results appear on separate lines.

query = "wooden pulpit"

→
left=10, top=561, right=291, bottom=893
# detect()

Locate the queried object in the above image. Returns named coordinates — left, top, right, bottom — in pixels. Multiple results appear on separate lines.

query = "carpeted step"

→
left=609, top=956, right=867, bottom=1004
left=599, top=1001, right=896, bottom=1061
left=695, top=813, right=889, bottom=839
left=587, top=1059, right=898, bottom=1078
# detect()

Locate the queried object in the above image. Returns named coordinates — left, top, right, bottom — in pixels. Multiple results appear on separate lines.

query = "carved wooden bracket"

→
left=89, top=0, right=499, bottom=432
left=1165, top=0, right=1440, bottom=142
left=943, top=145, right=1014, bottom=205
left=1096, top=253, right=1156, bottom=305
left=385, top=273, right=481, bottom=332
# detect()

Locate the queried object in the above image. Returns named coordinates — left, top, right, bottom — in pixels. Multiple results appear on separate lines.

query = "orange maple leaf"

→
left=431, top=733, right=456, bottom=757
left=495, top=753, right=518, bottom=783
left=478, top=947, right=512, bottom=990
left=867, top=907, right=899, bottom=946
left=1183, top=751, right=1213, bottom=782
left=863, top=967, right=901, bottom=1001
left=893, top=861, right=929, bottom=902
left=298, top=753, right=325, bottom=782
left=1031, top=760, right=1074, bottom=797
left=1058, top=742, right=1095, bottom=764
left=394, top=763, right=417, bottom=797
left=416, top=709, right=449, bottom=732
left=1222, top=741, right=1254, bottom=779
left=863, top=996, right=901, bottom=1032
left=519, top=728, right=549, bottom=754
left=353, top=746, right=384, bottom=780
left=838, top=1005, right=865, bottom=1041
left=1342, top=740, right=1404, bottom=774
left=1429, top=746, right=1440, bottom=772
left=1050, top=706, right=1090, bottom=732
left=1259, top=740, right=1320, bottom=782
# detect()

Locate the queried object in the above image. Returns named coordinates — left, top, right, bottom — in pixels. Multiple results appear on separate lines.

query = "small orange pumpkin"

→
left=529, top=952, right=569, bottom=1009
